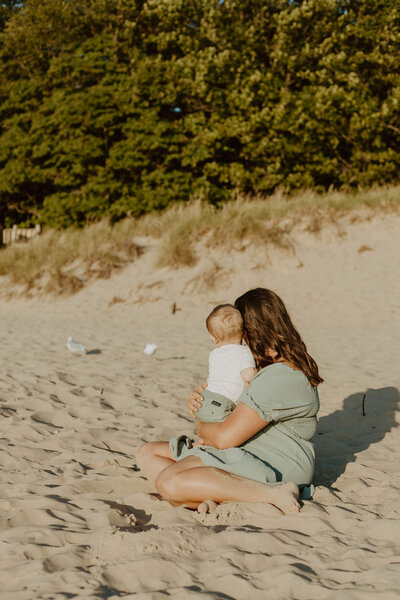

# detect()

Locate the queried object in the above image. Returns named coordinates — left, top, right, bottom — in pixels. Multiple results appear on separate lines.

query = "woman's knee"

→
left=155, top=468, right=180, bottom=501
left=135, top=442, right=155, bottom=469
left=136, top=441, right=172, bottom=470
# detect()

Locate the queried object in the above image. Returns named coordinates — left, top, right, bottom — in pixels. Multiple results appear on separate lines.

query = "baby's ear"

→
left=210, top=334, right=218, bottom=343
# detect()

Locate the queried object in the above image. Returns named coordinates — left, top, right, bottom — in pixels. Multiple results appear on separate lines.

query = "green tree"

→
left=0, top=0, right=399, bottom=227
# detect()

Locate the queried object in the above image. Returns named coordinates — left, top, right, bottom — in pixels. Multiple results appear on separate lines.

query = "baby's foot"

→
left=270, top=482, right=300, bottom=514
left=197, top=500, right=218, bottom=514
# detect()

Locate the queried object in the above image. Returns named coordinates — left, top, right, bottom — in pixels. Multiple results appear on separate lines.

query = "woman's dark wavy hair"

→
left=235, top=288, right=323, bottom=386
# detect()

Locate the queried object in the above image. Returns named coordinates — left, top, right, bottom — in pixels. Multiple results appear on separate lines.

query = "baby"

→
left=169, top=304, right=257, bottom=513
left=195, top=304, right=257, bottom=424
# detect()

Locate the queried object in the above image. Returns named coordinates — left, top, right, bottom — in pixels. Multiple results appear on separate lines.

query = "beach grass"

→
left=1, top=185, right=399, bottom=295
left=150, top=185, right=400, bottom=267
left=0, top=221, right=142, bottom=295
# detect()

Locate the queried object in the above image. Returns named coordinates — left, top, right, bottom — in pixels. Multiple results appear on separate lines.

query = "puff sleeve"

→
left=240, top=364, right=318, bottom=423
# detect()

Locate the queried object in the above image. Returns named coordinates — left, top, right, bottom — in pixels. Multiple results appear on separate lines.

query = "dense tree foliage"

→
left=0, top=0, right=399, bottom=227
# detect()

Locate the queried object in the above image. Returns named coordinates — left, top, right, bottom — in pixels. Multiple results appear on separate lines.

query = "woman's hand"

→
left=187, top=383, right=207, bottom=418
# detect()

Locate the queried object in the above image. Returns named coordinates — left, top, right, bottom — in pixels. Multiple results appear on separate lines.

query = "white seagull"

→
left=67, top=336, right=87, bottom=355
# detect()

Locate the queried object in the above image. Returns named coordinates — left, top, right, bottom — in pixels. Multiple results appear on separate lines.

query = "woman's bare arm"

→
left=195, top=402, right=269, bottom=450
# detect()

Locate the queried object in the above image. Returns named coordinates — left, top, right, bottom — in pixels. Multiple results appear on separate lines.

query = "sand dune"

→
left=0, top=212, right=399, bottom=599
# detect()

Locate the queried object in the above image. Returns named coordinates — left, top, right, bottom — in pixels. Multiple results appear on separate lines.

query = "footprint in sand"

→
left=43, top=548, right=89, bottom=573
left=30, top=412, right=64, bottom=429
left=56, top=372, right=77, bottom=386
left=49, top=393, right=65, bottom=405
left=0, top=406, right=16, bottom=417
left=103, top=501, right=157, bottom=532
left=70, top=387, right=86, bottom=397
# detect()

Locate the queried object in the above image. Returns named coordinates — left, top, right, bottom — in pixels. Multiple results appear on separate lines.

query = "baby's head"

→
left=206, top=304, right=243, bottom=346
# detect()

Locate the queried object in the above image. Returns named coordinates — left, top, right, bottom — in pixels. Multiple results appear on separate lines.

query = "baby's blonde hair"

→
left=206, top=304, right=243, bottom=342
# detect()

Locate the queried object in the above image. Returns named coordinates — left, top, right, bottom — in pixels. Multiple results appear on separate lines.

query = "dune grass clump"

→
left=0, top=185, right=399, bottom=296
left=0, top=220, right=141, bottom=295
left=153, top=185, right=400, bottom=267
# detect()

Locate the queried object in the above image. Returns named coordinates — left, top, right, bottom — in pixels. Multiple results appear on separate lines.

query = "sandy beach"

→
left=1, top=212, right=399, bottom=599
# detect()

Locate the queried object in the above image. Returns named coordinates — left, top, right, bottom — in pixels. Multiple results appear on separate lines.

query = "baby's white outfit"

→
left=206, top=344, right=256, bottom=403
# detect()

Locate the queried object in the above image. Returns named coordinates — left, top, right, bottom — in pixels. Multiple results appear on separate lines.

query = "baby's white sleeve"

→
left=239, top=346, right=256, bottom=370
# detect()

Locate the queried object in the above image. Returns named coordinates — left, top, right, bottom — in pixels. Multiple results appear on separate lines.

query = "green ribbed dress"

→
left=169, top=363, right=320, bottom=487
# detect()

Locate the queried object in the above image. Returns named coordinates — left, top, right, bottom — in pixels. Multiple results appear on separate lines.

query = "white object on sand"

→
left=67, top=336, right=87, bottom=354
left=143, top=343, right=158, bottom=356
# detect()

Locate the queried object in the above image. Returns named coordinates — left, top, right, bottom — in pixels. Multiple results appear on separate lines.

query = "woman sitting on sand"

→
left=136, top=288, right=323, bottom=514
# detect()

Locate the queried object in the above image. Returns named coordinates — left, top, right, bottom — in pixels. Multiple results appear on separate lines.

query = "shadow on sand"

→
left=314, top=386, right=400, bottom=488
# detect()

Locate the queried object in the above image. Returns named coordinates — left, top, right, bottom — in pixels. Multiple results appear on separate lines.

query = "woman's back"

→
left=239, top=362, right=320, bottom=484
left=242, top=363, right=319, bottom=437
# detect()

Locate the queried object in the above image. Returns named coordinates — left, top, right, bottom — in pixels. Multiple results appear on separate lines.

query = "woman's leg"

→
left=136, top=441, right=176, bottom=484
left=136, top=442, right=213, bottom=510
left=155, top=456, right=300, bottom=514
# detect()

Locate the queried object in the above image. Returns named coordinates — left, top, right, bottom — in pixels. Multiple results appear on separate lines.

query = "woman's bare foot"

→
left=197, top=500, right=218, bottom=514
left=269, top=482, right=300, bottom=514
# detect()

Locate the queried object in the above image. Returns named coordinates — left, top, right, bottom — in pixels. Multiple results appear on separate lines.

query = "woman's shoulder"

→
left=253, top=362, right=306, bottom=381
left=242, top=361, right=319, bottom=419
left=251, top=362, right=315, bottom=393
left=242, top=363, right=319, bottom=414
